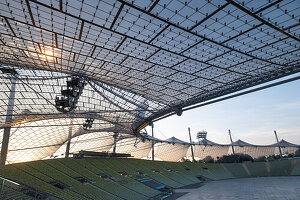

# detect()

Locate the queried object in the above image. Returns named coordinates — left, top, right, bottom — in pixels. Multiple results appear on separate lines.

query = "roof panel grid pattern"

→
left=0, top=0, right=299, bottom=135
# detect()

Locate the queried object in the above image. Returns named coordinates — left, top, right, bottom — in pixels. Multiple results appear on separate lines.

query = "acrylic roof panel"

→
left=0, top=0, right=299, bottom=133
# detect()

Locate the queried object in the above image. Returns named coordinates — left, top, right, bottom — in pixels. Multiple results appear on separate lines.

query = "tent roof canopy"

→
left=0, top=0, right=299, bottom=164
left=0, top=0, right=299, bottom=133
left=268, top=139, right=300, bottom=147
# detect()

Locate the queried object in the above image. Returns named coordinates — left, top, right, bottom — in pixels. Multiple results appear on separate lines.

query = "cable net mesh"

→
left=0, top=0, right=299, bottom=164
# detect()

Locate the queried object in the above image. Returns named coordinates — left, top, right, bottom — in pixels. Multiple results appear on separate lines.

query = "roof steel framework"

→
left=0, top=0, right=299, bottom=163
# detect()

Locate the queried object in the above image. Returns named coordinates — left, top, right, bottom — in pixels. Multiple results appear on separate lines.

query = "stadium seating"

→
left=0, top=162, right=82, bottom=200
left=140, top=160, right=195, bottom=186
left=291, top=159, right=300, bottom=175
left=49, top=158, right=144, bottom=200
left=160, top=161, right=201, bottom=184
left=28, top=159, right=121, bottom=200
left=245, top=162, right=269, bottom=177
left=181, top=162, right=218, bottom=180
left=124, top=158, right=184, bottom=188
left=0, top=179, right=35, bottom=200
left=83, top=158, right=160, bottom=198
left=269, top=159, right=292, bottom=176
left=204, top=163, right=233, bottom=179
left=0, top=158, right=298, bottom=199
left=222, top=163, right=250, bottom=178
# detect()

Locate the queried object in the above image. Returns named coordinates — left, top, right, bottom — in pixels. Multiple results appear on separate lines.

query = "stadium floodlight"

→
left=197, top=131, right=207, bottom=140
left=83, top=117, right=94, bottom=130
left=55, top=76, right=85, bottom=113
left=197, top=131, right=208, bottom=146
left=0, top=67, right=18, bottom=75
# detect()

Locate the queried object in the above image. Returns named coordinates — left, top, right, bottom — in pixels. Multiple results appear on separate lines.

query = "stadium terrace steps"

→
left=291, top=159, right=300, bottom=175
left=204, top=163, right=233, bottom=179
left=124, top=159, right=184, bottom=188
left=15, top=162, right=85, bottom=200
left=160, top=161, right=201, bottom=183
left=221, top=163, right=250, bottom=178
left=151, top=160, right=200, bottom=185
left=81, top=158, right=155, bottom=199
left=56, top=158, right=147, bottom=199
left=269, top=160, right=292, bottom=176
left=181, top=162, right=218, bottom=180
left=46, top=159, right=126, bottom=200
left=137, top=160, right=192, bottom=186
left=27, top=160, right=109, bottom=200
left=1, top=158, right=299, bottom=200
left=245, top=162, right=269, bottom=177
left=0, top=163, right=81, bottom=200
left=82, top=158, right=158, bottom=199
left=0, top=180, right=35, bottom=200
left=97, top=158, right=161, bottom=197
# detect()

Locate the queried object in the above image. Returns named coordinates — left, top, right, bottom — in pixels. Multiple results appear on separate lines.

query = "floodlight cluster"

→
left=0, top=0, right=299, bottom=164
left=55, top=76, right=86, bottom=113
left=83, top=117, right=94, bottom=130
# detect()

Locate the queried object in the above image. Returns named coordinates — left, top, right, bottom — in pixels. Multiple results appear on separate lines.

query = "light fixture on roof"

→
left=83, top=117, right=94, bottom=130
left=0, top=67, right=18, bottom=75
left=197, top=130, right=207, bottom=145
left=173, top=106, right=183, bottom=116
left=55, top=76, right=86, bottom=113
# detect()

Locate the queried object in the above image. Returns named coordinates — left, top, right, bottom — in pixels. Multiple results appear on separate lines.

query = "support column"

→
left=0, top=77, right=16, bottom=166
left=228, top=129, right=235, bottom=155
left=151, top=122, right=154, bottom=161
left=65, top=118, right=73, bottom=158
left=188, top=128, right=195, bottom=162
left=113, top=132, right=118, bottom=154
left=274, top=130, right=282, bottom=157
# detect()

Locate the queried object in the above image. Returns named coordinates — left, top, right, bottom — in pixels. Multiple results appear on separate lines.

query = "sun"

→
left=41, top=49, right=55, bottom=61
left=44, top=50, right=53, bottom=56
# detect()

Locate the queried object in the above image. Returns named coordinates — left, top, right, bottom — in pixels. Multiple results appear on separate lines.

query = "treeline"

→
left=181, top=148, right=300, bottom=163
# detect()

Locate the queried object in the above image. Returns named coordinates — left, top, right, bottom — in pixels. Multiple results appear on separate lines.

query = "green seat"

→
left=98, top=158, right=161, bottom=198
left=222, top=163, right=249, bottom=178
left=205, top=163, right=233, bottom=180
left=27, top=160, right=110, bottom=200
left=182, top=162, right=218, bottom=180
left=0, top=163, right=78, bottom=200
left=291, top=159, right=300, bottom=175
left=127, top=159, right=185, bottom=188
left=161, top=161, right=201, bottom=183
left=269, top=160, right=292, bottom=176
left=246, top=162, right=269, bottom=177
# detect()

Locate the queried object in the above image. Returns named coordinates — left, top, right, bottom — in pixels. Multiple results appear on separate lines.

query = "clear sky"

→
left=146, top=74, right=300, bottom=145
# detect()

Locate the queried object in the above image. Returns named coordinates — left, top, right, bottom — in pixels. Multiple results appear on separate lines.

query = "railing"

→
left=0, top=176, right=63, bottom=200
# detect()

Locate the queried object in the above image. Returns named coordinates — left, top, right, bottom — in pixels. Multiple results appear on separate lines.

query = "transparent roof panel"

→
left=0, top=0, right=299, bottom=163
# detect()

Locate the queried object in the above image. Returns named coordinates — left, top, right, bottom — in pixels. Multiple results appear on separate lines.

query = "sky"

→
left=145, top=74, right=300, bottom=145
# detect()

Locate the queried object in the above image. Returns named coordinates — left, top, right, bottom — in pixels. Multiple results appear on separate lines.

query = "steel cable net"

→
left=0, top=0, right=299, bottom=163
left=0, top=67, right=163, bottom=127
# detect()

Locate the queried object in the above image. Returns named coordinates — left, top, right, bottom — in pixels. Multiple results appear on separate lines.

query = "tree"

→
left=203, top=156, right=214, bottom=163
left=254, top=156, right=265, bottom=162
left=219, top=154, right=253, bottom=163
left=295, top=148, right=300, bottom=157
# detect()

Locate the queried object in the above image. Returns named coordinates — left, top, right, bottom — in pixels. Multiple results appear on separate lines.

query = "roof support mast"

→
left=0, top=75, right=17, bottom=166
left=65, top=118, right=73, bottom=158
left=228, top=129, right=235, bottom=155
left=274, top=130, right=282, bottom=157
left=188, top=128, right=195, bottom=162
left=151, top=122, right=154, bottom=161
left=113, top=132, right=119, bottom=154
